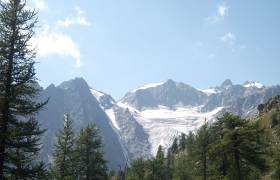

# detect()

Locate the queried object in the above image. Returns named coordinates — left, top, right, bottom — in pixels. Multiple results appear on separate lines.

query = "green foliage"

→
left=126, top=110, right=276, bottom=180
left=156, top=145, right=164, bottom=160
left=178, top=133, right=186, bottom=151
left=51, top=114, right=76, bottom=180
left=210, top=113, right=267, bottom=180
left=0, top=0, right=47, bottom=178
left=126, top=158, right=145, bottom=180
left=50, top=115, right=108, bottom=180
left=170, top=138, right=179, bottom=154
left=75, top=124, right=108, bottom=180
left=173, top=153, right=193, bottom=180
left=258, top=101, right=280, bottom=179
left=194, top=123, right=211, bottom=180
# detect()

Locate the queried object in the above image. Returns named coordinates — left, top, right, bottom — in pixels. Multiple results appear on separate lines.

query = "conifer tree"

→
left=0, top=0, right=47, bottom=178
left=195, top=123, right=210, bottom=180
left=75, top=124, right=108, bottom=180
left=185, top=131, right=195, bottom=157
left=178, top=133, right=186, bottom=151
left=170, top=138, right=179, bottom=154
left=165, top=149, right=174, bottom=180
left=173, top=153, right=193, bottom=180
left=210, top=113, right=267, bottom=180
left=156, top=145, right=164, bottom=160
left=51, top=114, right=76, bottom=180
left=153, top=145, right=165, bottom=179
left=126, top=158, right=145, bottom=180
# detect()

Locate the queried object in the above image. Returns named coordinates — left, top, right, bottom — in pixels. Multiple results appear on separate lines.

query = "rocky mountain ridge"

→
left=38, top=78, right=280, bottom=169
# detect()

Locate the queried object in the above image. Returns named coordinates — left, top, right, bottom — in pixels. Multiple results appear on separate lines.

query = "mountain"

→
left=38, top=78, right=126, bottom=170
left=38, top=78, right=280, bottom=168
left=121, top=79, right=207, bottom=110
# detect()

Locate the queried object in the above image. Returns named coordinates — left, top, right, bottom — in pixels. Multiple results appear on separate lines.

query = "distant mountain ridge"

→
left=38, top=78, right=280, bottom=169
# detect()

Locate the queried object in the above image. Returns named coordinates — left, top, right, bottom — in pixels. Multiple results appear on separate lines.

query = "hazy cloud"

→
left=206, top=2, right=229, bottom=24
left=57, top=7, right=91, bottom=28
left=31, top=25, right=81, bottom=68
left=220, top=32, right=236, bottom=46
left=32, top=0, right=47, bottom=11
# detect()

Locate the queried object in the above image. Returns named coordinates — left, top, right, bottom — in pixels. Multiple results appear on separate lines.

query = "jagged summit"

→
left=58, top=77, right=89, bottom=90
left=221, top=79, right=233, bottom=88
left=90, top=89, right=116, bottom=109
left=122, top=79, right=206, bottom=110
left=243, top=80, right=264, bottom=88
left=46, top=83, right=56, bottom=90
left=129, top=79, right=181, bottom=93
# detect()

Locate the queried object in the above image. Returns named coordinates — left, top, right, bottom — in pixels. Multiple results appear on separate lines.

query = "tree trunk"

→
left=0, top=105, right=9, bottom=179
left=203, top=150, right=207, bottom=180
left=234, top=150, right=242, bottom=180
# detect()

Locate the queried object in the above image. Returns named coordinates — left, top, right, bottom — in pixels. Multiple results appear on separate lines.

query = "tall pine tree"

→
left=210, top=113, right=267, bottom=180
left=0, top=0, right=47, bottom=178
left=126, top=158, right=145, bottom=180
left=195, top=122, right=210, bottom=180
left=51, top=114, right=76, bottom=180
left=75, top=124, right=108, bottom=180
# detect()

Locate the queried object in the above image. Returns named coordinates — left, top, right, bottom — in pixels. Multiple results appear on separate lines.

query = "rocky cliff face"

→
left=38, top=78, right=126, bottom=170
left=38, top=78, right=280, bottom=166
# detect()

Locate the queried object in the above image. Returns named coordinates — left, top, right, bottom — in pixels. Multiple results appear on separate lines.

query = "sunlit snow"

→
left=199, top=88, right=219, bottom=96
left=116, top=102, right=223, bottom=155
left=105, top=108, right=120, bottom=130
left=131, top=81, right=166, bottom=93
left=90, top=89, right=104, bottom=101
left=243, top=81, right=264, bottom=89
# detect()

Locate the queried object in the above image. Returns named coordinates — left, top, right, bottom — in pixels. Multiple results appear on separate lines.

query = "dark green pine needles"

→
left=50, top=114, right=108, bottom=180
left=0, top=0, right=48, bottom=179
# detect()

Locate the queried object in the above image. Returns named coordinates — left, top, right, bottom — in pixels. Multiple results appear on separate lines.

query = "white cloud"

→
left=205, top=2, right=229, bottom=24
left=219, top=32, right=247, bottom=52
left=220, top=32, right=236, bottom=46
left=57, top=7, right=91, bottom=28
left=2, top=0, right=47, bottom=11
left=31, top=25, right=81, bottom=68
left=33, top=0, right=47, bottom=11
left=218, top=3, right=228, bottom=17
left=1, top=0, right=9, bottom=3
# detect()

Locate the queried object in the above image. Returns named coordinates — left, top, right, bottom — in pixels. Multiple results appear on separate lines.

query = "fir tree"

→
left=210, top=113, right=267, bottom=180
left=165, top=149, right=174, bottom=180
left=195, top=123, right=210, bottom=180
left=153, top=145, right=165, bottom=179
left=178, top=133, right=186, bottom=151
left=51, top=114, right=76, bottom=180
left=126, top=158, right=145, bottom=180
left=0, top=0, right=47, bottom=178
left=156, top=145, right=164, bottom=160
left=173, top=153, right=193, bottom=180
left=185, top=131, right=195, bottom=157
left=170, top=138, right=178, bottom=154
left=75, top=124, right=108, bottom=180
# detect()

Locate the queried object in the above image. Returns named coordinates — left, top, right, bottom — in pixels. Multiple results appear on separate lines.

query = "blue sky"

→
left=28, top=0, right=280, bottom=99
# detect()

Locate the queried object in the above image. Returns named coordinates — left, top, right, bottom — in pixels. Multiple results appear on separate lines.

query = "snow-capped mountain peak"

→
left=90, top=89, right=105, bottom=101
left=39, top=77, right=280, bottom=167
left=90, top=88, right=116, bottom=109
left=199, top=88, right=219, bottom=96
left=220, top=79, right=233, bottom=89
left=130, top=81, right=167, bottom=93
left=243, top=81, right=264, bottom=89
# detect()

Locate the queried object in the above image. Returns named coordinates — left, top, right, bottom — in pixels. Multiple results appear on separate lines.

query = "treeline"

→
left=126, top=107, right=280, bottom=180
